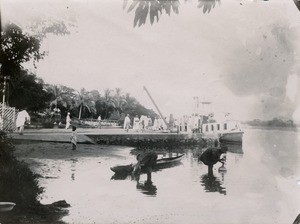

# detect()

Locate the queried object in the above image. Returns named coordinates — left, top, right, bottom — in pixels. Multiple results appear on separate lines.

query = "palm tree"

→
left=103, top=88, right=115, bottom=119
left=123, top=93, right=138, bottom=115
left=113, top=88, right=127, bottom=113
left=75, top=88, right=96, bottom=119
left=46, top=84, right=75, bottom=111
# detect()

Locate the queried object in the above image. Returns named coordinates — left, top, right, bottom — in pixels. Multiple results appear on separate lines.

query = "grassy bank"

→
left=0, top=131, right=69, bottom=224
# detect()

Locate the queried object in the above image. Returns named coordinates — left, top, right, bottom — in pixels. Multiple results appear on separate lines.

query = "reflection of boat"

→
left=110, top=154, right=184, bottom=174
left=222, top=143, right=243, bottom=154
left=0, top=202, right=16, bottom=212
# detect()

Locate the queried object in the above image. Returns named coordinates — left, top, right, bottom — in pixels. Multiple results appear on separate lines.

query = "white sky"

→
left=2, top=0, right=300, bottom=121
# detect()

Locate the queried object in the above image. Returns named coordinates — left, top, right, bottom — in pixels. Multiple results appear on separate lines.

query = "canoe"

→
left=110, top=164, right=133, bottom=174
left=111, top=154, right=184, bottom=174
left=0, top=202, right=16, bottom=212
left=155, top=154, right=184, bottom=166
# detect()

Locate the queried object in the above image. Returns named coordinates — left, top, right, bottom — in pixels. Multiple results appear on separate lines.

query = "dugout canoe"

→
left=110, top=154, right=184, bottom=174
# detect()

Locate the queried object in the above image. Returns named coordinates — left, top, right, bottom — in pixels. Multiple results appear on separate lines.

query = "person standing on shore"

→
left=66, top=112, right=71, bottom=129
left=133, top=115, right=139, bottom=131
left=16, top=110, right=30, bottom=135
left=97, top=115, right=102, bottom=129
left=124, top=114, right=130, bottom=132
left=70, top=126, right=78, bottom=150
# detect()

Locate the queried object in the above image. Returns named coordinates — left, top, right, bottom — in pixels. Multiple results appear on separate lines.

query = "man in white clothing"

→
left=16, top=110, right=30, bottom=135
left=124, top=114, right=130, bottom=132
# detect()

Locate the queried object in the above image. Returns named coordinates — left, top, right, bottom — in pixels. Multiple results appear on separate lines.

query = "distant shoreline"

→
left=242, top=124, right=299, bottom=132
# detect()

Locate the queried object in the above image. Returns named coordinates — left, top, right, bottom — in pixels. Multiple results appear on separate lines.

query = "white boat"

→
left=178, top=100, right=244, bottom=143
left=202, top=120, right=244, bottom=143
left=0, top=202, right=16, bottom=212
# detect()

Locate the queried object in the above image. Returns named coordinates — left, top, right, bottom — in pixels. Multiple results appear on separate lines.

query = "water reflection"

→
left=111, top=172, right=131, bottom=180
left=135, top=173, right=157, bottom=196
left=200, top=172, right=226, bottom=195
left=26, top=129, right=299, bottom=223
left=70, top=158, right=78, bottom=181
left=124, top=0, right=221, bottom=27
left=110, top=152, right=184, bottom=196
left=221, top=143, right=244, bottom=155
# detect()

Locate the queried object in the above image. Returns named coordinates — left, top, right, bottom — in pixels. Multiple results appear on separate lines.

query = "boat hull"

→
left=219, top=132, right=243, bottom=144
left=0, top=202, right=16, bottom=212
left=111, top=154, right=184, bottom=174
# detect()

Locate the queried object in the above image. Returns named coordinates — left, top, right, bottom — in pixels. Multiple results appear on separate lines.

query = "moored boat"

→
left=0, top=202, right=16, bottom=212
left=202, top=120, right=244, bottom=143
left=177, top=100, right=244, bottom=144
left=110, top=153, right=184, bottom=174
left=155, top=154, right=184, bottom=166
left=219, top=131, right=244, bottom=144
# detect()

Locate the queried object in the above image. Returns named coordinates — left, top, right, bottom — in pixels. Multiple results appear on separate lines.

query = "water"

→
left=26, top=128, right=299, bottom=224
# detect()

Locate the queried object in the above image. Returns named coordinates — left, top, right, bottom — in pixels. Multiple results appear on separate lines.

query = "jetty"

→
left=8, top=128, right=207, bottom=149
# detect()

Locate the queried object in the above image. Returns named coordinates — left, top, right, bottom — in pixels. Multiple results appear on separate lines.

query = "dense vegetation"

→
left=0, top=22, right=156, bottom=127
left=245, top=117, right=296, bottom=128
left=43, top=85, right=156, bottom=121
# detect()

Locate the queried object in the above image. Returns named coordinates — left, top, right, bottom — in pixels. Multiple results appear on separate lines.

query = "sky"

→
left=2, top=0, right=300, bottom=122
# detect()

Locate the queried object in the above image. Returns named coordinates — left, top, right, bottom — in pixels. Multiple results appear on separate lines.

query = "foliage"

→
left=124, top=0, right=180, bottom=27
left=246, top=117, right=295, bottom=128
left=109, top=110, right=121, bottom=120
left=0, top=132, right=43, bottom=208
left=0, top=23, right=43, bottom=80
left=102, top=88, right=115, bottom=119
left=9, top=70, right=53, bottom=111
left=123, top=0, right=224, bottom=28
left=0, top=133, right=69, bottom=223
left=113, top=88, right=127, bottom=113
left=75, top=88, right=96, bottom=119
left=0, top=21, right=71, bottom=112
left=46, top=84, right=76, bottom=112
left=198, top=0, right=220, bottom=14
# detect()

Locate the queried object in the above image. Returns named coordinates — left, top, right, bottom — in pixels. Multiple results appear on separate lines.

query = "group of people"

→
left=124, top=114, right=150, bottom=132
left=123, top=114, right=173, bottom=132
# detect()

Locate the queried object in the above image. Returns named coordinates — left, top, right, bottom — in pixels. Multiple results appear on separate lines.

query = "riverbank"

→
left=1, top=139, right=132, bottom=224
left=8, top=128, right=206, bottom=149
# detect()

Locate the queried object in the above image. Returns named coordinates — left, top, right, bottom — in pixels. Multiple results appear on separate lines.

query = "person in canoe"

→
left=199, top=145, right=228, bottom=175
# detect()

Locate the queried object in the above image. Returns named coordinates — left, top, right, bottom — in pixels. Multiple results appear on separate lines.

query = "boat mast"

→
left=143, top=86, right=169, bottom=130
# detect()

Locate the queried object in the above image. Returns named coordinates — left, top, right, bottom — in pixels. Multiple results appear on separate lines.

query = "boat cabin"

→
left=202, top=120, right=242, bottom=135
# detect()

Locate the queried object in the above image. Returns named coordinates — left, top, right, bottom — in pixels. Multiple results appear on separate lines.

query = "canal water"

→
left=33, top=128, right=300, bottom=224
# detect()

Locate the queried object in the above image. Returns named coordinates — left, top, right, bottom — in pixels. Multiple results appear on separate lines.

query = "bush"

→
left=0, top=131, right=43, bottom=208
